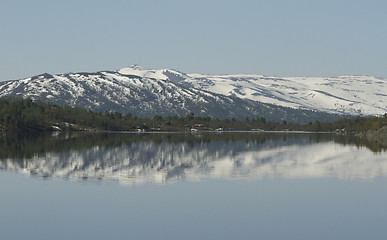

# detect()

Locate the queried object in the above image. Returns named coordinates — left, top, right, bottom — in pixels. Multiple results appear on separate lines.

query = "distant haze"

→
left=1, top=0, right=387, bottom=82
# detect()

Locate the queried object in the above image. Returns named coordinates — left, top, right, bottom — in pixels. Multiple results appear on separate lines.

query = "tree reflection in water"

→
left=0, top=132, right=386, bottom=185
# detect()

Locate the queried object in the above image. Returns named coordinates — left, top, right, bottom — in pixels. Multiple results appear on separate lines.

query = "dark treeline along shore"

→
left=1, top=97, right=386, bottom=136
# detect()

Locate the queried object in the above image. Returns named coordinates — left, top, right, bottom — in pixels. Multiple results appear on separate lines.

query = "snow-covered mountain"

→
left=1, top=65, right=385, bottom=121
left=117, top=65, right=387, bottom=116
left=184, top=74, right=387, bottom=116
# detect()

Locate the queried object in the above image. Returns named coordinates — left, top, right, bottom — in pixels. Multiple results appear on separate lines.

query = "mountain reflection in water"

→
left=0, top=132, right=386, bottom=186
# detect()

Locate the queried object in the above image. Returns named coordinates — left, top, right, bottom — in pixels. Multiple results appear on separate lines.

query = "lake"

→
left=1, top=132, right=387, bottom=240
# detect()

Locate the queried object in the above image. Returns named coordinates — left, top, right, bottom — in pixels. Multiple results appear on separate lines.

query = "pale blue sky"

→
left=1, top=0, right=387, bottom=81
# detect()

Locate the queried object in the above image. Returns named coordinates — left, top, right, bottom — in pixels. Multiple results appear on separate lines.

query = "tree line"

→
left=1, top=97, right=386, bottom=133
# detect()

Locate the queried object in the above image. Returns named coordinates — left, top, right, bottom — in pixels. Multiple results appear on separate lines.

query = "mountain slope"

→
left=1, top=65, right=380, bottom=122
left=181, top=74, right=387, bottom=116
left=99, top=65, right=387, bottom=116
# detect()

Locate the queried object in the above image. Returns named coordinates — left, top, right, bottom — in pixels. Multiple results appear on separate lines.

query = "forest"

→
left=1, top=97, right=386, bottom=133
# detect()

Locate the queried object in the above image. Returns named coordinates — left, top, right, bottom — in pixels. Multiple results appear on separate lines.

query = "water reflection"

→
left=1, top=132, right=386, bottom=185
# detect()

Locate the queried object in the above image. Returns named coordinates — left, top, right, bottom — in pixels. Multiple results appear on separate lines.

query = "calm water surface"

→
left=1, top=132, right=386, bottom=240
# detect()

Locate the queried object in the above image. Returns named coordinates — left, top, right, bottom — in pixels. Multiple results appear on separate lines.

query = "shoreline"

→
left=357, top=126, right=387, bottom=147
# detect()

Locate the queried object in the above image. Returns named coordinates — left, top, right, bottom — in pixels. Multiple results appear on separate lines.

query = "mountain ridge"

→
left=1, top=65, right=385, bottom=122
left=115, top=65, right=387, bottom=116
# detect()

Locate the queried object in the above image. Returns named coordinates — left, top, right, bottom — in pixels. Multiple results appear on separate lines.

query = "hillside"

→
left=118, top=65, right=387, bottom=116
left=0, top=65, right=351, bottom=123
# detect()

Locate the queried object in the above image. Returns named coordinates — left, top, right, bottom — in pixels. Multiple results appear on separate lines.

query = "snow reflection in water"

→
left=0, top=132, right=386, bottom=186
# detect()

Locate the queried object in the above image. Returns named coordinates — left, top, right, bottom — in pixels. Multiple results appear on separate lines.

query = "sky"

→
left=1, top=0, right=387, bottom=81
